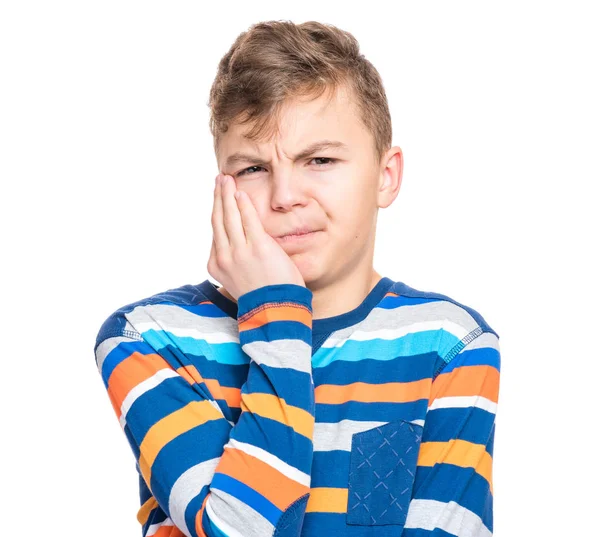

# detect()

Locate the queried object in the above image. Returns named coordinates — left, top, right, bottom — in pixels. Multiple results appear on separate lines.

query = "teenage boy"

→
left=94, top=20, right=500, bottom=537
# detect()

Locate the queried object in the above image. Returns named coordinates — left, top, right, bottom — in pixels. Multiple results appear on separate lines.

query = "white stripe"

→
left=95, top=335, right=137, bottom=372
left=128, top=311, right=313, bottom=374
left=145, top=517, right=173, bottom=536
left=428, top=395, right=497, bottom=415
left=133, top=320, right=239, bottom=343
left=168, top=457, right=220, bottom=537
left=224, top=438, right=311, bottom=487
left=205, top=496, right=246, bottom=537
left=405, top=499, right=492, bottom=537
left=313, top=419, right=424, bottom=452
left=238, top=339, right=313, bottom=374
left=205, top=488, right=274, bottom=537
left=118, top=368, right=179, bottom=429
left=322, top=319, right=472, bottom=348
left=125, top=303, right=237, bottom=337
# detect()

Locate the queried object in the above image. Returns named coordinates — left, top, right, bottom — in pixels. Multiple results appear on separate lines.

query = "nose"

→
left=269, top=171, right=311, bottom=211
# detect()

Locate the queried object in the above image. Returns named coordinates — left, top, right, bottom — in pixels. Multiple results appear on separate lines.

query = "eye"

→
left=311, top=157, right=337, bottom=167
left=236, top=157, right=337, bottom=177
left=236, top=165, right=265, bottom=177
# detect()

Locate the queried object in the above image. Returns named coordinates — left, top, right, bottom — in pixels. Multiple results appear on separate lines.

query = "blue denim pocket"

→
left=346, top=419, right=423, bottom=527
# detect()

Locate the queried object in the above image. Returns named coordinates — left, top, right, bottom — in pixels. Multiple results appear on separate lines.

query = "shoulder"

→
left=93, top=281, right=205, bottom=353
left=388, top=280, right=500, bottom=375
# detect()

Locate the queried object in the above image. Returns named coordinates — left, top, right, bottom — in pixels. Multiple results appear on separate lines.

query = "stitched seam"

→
left=238, top=301, right=311, bottom=323
left=433, top=326, right=484, bottom=380
left=95, top=328, right=143, bottom=352
left=273, top=493, right=309, bottom=537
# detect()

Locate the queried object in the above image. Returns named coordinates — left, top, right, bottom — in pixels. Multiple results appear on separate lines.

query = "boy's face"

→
left=216, top=84, right=403, bottom=288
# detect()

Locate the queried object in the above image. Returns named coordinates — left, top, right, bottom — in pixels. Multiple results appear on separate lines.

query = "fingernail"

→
left=215, top=174, right=221, bottom=185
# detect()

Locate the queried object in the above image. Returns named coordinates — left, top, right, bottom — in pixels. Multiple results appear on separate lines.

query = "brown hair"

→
left=208, top=20, right=392, bottom=167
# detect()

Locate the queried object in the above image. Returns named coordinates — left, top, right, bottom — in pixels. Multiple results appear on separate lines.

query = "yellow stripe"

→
left=418, top=439, right=493, bottom=493
left=239, top=392, right=315, bottom=440
left=137, top=496, right=158, bottom=525
left=306, top=487, right=348, bottom=513
left=139, top=400, right=224, bottom=484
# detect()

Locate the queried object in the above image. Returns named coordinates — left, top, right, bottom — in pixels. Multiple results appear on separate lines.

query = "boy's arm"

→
left=94, top=284, right=315, bottom=537
left=407, top=330, right=501, bottom=536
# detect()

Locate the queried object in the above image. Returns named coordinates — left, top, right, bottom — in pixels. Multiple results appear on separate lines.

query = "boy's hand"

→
left=207, top=173, right=306, bottom=301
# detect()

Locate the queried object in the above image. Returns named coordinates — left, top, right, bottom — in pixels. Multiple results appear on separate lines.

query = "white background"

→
left=1, top=1, right=598, bottom=535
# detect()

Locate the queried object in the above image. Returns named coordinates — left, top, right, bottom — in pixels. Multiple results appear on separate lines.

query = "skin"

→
left=212, top=83, right=403, bottom=321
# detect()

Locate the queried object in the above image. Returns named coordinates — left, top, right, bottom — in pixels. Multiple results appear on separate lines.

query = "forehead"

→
left=217, top=84, right=368, bottom=164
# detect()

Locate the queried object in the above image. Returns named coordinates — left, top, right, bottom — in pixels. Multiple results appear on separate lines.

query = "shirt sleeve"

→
left=407, top=329, right=501, bottom=536
left=94, top=283, right=316, bottom=537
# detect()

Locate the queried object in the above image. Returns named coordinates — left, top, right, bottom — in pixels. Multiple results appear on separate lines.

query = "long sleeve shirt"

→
left=93, top=275, right=501, bottom=537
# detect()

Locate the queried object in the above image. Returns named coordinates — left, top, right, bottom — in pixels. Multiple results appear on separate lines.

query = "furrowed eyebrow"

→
left=224, top=140, right=350, bottom=168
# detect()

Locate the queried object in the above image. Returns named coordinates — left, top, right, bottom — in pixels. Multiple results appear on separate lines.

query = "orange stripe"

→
left=153, top=525, right=186, bottom=537
left=238, top=303, right=312, bottom=332
left=139, top=400, right=224, bottom=484
left=306, top=487, right=348, bottom=513
left=315, top=378, right=431, bottom=405
left=107, top=350, right=171, bottom=421
left=240, top=392, right=314, bottom=439
left=418, top=439, right=493, bottom=494
left=136, top=496, right=158, bottom=525
left=195, top=494, right=210, bottom=537
left=205, top=378, right=241, bottom=408
left=218, top=384, right=242, bottom=408
left=217, top=446, right=308, bottom=510
left=430, top=364, right=499, bottom=404
left=175, top=366, right=242, bottom=409
left=176, top=364, right=204, bottom=385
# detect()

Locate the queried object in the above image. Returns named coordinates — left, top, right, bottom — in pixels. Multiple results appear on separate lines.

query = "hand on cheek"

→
left=207, top=173, right=306, bottom=301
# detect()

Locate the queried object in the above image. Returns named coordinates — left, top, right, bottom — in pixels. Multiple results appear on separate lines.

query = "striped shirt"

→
left=94, top=276, right=501, bottom=537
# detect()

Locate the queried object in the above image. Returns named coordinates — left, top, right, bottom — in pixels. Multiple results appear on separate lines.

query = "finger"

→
left=208, top=236, right=216, bottom=271
left=235, top=189, right=266, bottom=243
left=220, top=174, right=247, bottom=248
left=212, top=174, right=229, bottom=254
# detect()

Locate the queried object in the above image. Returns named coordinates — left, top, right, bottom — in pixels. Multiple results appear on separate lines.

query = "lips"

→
left=277, top=226, right=317, bottom=238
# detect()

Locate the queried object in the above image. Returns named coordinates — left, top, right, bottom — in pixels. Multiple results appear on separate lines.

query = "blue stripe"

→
left=239, top=319, right=312, bottom=346
left=231, top=414, right=313, bottom=475
left=316, top=399, right=428, bottom=423
left=202, top=504, right=231, bottom=537
left=413, top=464, right=492, bottom=530
left=310, top=450, right=352, bottom=487
left=125, top=375, right=208, bottom=440
left=242, top=362, right=314, bottom=413
left=313, top=351, right=437, bottom=384
left=185, top=302, right=234, bottom=319
left=423, top=406, right=496, bottom=445
left=151, top=420, right=233, bottom=499
left=443, top=345, right=501, bottom=373
left=211, top=472, right=282, bottom=525
left=184, top=485, right=210, bottom=537
left=100, top=339, right=148, bottom=387
left=236, top=283, right=312, bottom=317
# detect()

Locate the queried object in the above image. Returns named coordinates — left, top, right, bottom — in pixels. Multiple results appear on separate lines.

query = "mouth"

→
left=277, top=226, right=317, bottom=238
left=275, top=230, right=321, bottom=243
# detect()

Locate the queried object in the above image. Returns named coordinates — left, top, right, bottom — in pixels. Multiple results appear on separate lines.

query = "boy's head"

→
left=208, top=20, right=403, bottom=290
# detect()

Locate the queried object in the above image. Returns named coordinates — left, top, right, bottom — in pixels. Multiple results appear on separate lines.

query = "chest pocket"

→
left=346, top=419, right=423, bottom=527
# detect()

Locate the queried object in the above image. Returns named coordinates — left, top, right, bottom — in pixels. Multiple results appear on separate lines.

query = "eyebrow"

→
left=224, top=140, right=350, bottom=168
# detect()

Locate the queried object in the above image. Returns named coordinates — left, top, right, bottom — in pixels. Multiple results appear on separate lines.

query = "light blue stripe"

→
left=140, top=329, right=250, bottom=365
left=312, top=329, right=448, bottom=368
